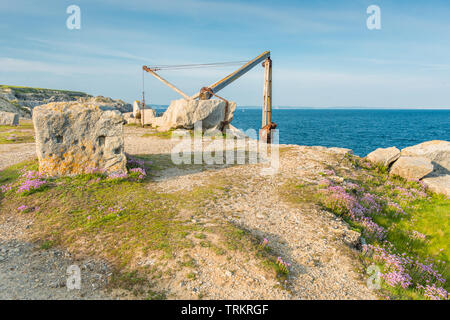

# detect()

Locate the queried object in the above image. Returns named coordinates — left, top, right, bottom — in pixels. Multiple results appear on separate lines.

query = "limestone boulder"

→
left=0, top=111, right=19, bottom=126
left=422, top=175, right=450, bottom=197
left=366, top=147, right=400, bottom=167
left=141, top=108, right=157, bottom=125
left=149, top=99, right=236, bottom=132
left=133, top=101, right=141, bottom=118
left=32, top=102, right=126, bottom=177
left=389, top=156, right=434, bottom=180
left=401, top=140, right=450, bottom=174
left=77, top=96, right=132, bottom=113
left=122, top=112, right=136, bottom=125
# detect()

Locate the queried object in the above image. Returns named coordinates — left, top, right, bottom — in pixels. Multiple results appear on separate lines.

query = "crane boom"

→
left=191, top=51, right=270, bottom=100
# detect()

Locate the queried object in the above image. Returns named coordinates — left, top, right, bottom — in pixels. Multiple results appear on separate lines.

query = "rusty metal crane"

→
left=142, top=51, right=275, bottom=142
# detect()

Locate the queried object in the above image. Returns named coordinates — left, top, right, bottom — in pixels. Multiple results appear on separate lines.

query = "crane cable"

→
left=145, top=60, right=249, bottom=71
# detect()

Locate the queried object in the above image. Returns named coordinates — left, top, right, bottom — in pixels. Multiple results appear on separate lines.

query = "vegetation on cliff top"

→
left=282, top=155, right=449, bottom=300
left=0, top=85, right=89, bottom=97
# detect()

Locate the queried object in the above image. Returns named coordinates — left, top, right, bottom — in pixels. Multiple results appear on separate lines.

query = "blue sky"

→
left=1, top=0, right=449, bottom=108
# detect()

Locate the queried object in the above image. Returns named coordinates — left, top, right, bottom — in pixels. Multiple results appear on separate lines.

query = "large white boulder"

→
left=32, top=102, right=126, bottom=177
left=149, top=99, right=236, bottom=132
left=0, top=111, right=19, bottom=126
left=366, top=147, right=400, bottom=167
left=401, top=140, right=450, bottom=174
left=389, top=156, right=434, bottom=180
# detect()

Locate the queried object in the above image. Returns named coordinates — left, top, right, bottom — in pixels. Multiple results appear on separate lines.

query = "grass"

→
left=281, top=155, right=449, bottom=300
left=0, top=120, right=34, bottom=144
left=40, top=240, right=54, bottom=250
left=0, top=157, right=286, bottom=297
left=141, top=129, right=176, bottom=139
left=392, top=197, right=449, bottom=262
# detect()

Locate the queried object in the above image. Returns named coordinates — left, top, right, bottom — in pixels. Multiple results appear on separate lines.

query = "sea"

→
left=152, top=107, right=450, bottom=157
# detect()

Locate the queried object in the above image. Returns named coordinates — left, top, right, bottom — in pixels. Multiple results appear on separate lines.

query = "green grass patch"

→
left=0, top=120, right=34, bottom=144
left=0, top=158, right=286, bottom=295
left=280, top=154, right=449, bottom=300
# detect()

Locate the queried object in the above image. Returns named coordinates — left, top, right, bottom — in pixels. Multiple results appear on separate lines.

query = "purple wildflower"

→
left=16, top=178, right=47, bottom=194
left=107, top=172, right=129, bottom=180
left=417, top=284, right=448, bottom=300
left=17, top=205, right=28, bottom=212
left=410, top=230, right=426, bottom=241
left=130, top=167, right=146, bottom=180
left=1, top=184, right=12, bottom=193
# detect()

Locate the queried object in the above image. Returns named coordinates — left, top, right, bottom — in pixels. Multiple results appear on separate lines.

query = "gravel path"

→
left=123, top=127, right=377, bottom=299
left=0, top=143, right=36, bottom=170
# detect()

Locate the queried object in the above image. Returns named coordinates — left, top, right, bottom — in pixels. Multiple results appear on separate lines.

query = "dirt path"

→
left=0, top=143, right=36, bottom=171
left=123, top=127, right=377, bottom=299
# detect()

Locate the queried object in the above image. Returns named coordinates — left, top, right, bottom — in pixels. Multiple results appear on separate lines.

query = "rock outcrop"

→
left=389, top=156, right=434, bottom=180
left=366, top=147, right=400, bottom=167
left=148, top=99, right=236, bottom=132
left=0, top=97, right=31, bottom=118
left=32, top=102, right=126, bottom=177
left=0, top=111, right=19, bottom=126
left=1, top=85, right=132, bottom=115
left=0, top=85, right=90, bottom=110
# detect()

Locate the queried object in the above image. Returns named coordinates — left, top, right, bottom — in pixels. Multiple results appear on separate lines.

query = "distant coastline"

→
left=149, top=104, right=450, bottom=110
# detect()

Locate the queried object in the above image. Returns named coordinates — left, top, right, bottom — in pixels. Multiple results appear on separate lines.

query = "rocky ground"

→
left=0, top=239, right=113, bottom=300
left=0, top=125, right=380, bottom=300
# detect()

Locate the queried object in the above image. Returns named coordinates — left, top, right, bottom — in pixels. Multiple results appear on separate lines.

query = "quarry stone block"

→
left=133, top=100, right=141, bottom=118
left=141, top=108, right=157, bottom=125
left=150, top=99, right=236, bottom=132
left=32, top=102, right=126, bottom=177
left=366, top=146, right=400, bottom=167
left=389, top=156, right=434, bottom=181
left=0, top=111, right=19, bottom=126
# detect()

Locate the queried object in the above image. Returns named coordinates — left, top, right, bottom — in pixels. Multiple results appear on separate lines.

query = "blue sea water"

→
left=153, top=107, right=450, bottom=157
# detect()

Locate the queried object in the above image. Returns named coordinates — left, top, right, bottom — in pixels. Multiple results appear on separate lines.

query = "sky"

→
left=1, top=0, right=449, bottom=108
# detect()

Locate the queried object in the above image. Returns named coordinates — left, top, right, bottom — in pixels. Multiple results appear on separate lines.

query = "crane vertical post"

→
left=141, top=96, right=145, bottom=128
left=262, top=58, right=272, bottom=128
